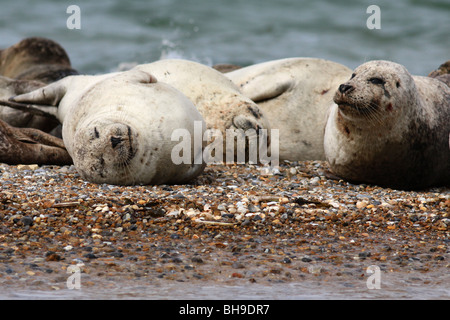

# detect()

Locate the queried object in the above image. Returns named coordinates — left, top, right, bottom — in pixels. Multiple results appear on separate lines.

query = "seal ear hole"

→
left=94, top=127, right=100, bottom=139
left=396, top=81, right=400, bottom=88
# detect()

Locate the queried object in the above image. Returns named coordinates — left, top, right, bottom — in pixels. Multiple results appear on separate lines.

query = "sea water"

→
left=0, top=0, right=448, bottom=75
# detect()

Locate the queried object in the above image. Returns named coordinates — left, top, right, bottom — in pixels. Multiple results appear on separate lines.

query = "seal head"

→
left=73, top=120, right=139, bottom=185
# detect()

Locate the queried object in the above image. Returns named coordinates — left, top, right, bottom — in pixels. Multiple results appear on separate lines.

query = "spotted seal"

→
left=324, top=60, right=450, bottom=190
left=224, top=58, right=352, bottom=160
left=133, top=59, right=272, bottom=163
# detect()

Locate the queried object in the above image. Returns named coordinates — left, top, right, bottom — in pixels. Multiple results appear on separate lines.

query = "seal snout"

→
left=111, top=136, right=123, bottom=149
left=338, top=83, right=354, bottom=94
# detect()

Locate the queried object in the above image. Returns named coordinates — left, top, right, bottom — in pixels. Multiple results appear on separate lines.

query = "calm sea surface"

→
left=1, top=0, right=449, bottom=75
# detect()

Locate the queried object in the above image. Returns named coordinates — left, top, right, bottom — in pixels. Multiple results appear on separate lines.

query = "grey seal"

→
left=324, top=60, right=450, bottom=190
left=225, top=58, right=353, bottom=160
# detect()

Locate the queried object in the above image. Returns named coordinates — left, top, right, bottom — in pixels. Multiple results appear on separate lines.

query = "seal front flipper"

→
left=10, top=76, right=70, bottom=106
left=14, top=127, right=67, bottom=149
left=1, top=76, right=72, bottom=121
left=0, top=119, right=72, bottom=165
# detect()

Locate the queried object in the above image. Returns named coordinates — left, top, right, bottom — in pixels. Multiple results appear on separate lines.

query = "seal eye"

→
left=350, top=73, right=356, bottom=79
left=369, top=77, right=385, bottom=85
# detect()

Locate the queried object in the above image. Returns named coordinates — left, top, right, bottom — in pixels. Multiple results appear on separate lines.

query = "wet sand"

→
left=0, top=161, right=448, bottom=299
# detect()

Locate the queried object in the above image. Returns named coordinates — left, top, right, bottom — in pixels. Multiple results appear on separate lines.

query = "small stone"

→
left=356, top=201, right=369, bottom=209
left=45, top=253, right=62, bottom=262
left=307, top=266, right=322, bottom=274
left=232, top=262, right=245, bottom=269
left=191, top=257, right=204, bottom=263
left=282, top=257, right=292, bottom=264
left=20, top=216, right=33, bottom=226
left=280, top=197, right=289, bottom=204
left=111, top=252, right=124, bottom=258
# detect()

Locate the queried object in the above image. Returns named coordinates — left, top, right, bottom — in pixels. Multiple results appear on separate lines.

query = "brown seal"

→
left=0, top=118, right=72, bottom=165
left=324, top=60, right=450, bottom=190
left=212, top=64, right=242, bottom=73
left=0, top=37, right=78, bottom=82
left=428, top=60, right=450, bottom=87
left=0, top=37, right=79, bottom=134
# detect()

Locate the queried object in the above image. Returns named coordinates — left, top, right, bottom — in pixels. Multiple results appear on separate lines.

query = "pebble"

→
left=0, top=161, right=447, bottom=290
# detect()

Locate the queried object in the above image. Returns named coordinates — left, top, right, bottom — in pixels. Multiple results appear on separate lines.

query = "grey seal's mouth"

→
left=337, top=101, right=380, bottom=113
left=337, top=102, right=359, bottom=111
left=334, top=89, right=380, bottom=117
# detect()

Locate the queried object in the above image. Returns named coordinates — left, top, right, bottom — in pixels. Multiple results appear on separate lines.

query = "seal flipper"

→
left=229, top=72, right=294, bottom=103
left=0, top=99, right=59, bottom=121
left=13, top=127, right=67, bottom=149
left=0, top=76, right=71, bottom=121
left=10, top=77, right=69, bottom=106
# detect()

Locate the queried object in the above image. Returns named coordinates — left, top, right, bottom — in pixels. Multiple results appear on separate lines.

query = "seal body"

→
left=0, top=119, right=72, bottom=165
left=225, top=58, right=353, bottom=161
left=0, top=37, right=78, bottom=82
left=428, top=60, right=450, bottom=87
left=0, top=37, right=78, bottom=133
left=11, top=70, right=206, bottom=185
left=324, top=60, right=450, bottom=190
left=133, top=59, right=271, bottom=163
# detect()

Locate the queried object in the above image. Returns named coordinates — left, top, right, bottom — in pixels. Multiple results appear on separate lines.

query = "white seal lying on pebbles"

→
left=133, top=59, right=272, bottom=163
left=0, top=37, right=78, bottom=134
left=225, top=58, right=352, bottom=161
left=324, top=60, right=450, bottom=190
left=7, top=69, right=206, bottom=185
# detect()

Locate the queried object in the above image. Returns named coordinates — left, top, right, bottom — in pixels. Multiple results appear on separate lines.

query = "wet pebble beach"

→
left=0, top=162, right=449, bottom=299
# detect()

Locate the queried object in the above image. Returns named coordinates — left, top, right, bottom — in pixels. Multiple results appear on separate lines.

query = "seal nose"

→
left=339, top=84, right=354, bottom=94
left=111, top=136, right=122, bottom=149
